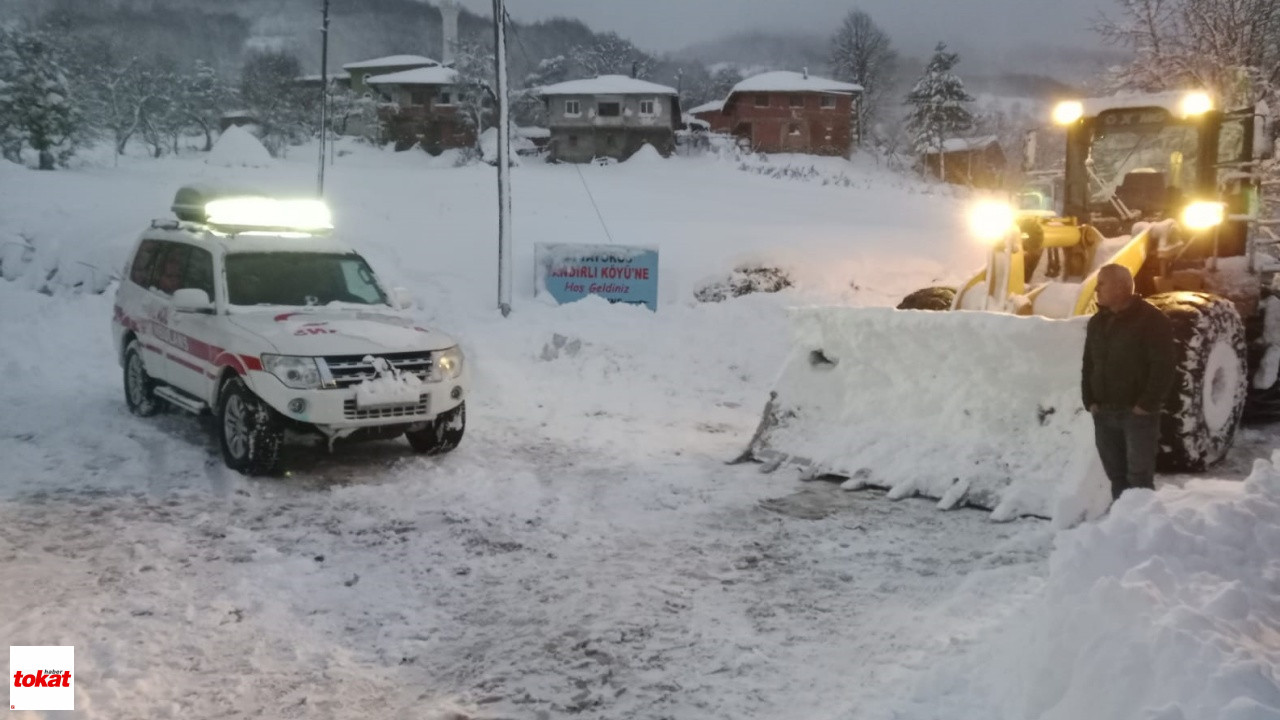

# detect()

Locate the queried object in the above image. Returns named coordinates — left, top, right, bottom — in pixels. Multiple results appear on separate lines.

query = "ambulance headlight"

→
left=262, top=354, right=323, bottom=389
left=969, top=201, right=1017, bottom=242
left=435, top=346, right=464, bottom=381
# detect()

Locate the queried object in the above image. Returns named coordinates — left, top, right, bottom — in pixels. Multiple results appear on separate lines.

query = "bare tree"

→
left=569, top=32, right=653, bottom=79
left=828, top=9, right=898, bottom=127
left=1094, top=0, right=1280, bottom=106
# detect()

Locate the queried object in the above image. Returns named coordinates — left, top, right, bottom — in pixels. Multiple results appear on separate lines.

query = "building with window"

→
left=538, top=76, right=680, bottom=163
left=720, top=71, right=863, bottom=156
left=341, top=55, right=438, bottom=96
left=365, top=65, right=479, bottom=152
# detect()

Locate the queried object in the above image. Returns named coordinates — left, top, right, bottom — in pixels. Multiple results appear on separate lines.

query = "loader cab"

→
left=1060, top=92, right=1260, bottom=258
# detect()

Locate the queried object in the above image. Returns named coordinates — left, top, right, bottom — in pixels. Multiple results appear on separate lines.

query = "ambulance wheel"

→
left=217, top=377, right=284, bottom=475
left=407, top=402, right=465, bottom=456
left=123, top=340, right=163, bottom=417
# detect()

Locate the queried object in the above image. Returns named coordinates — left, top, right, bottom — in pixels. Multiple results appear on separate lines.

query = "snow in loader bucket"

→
left=742, top=307, right=1112, bottom=523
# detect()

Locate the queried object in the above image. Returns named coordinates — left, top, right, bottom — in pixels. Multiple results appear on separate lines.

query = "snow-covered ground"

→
left=1, top=141, right=1277, bottom=718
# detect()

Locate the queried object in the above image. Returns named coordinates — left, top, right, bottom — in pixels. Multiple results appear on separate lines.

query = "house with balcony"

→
left=539, top=76, right=680, bottom=163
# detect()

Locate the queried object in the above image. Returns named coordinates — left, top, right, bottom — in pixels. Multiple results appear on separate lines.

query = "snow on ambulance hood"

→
left=228, top=307, right=456, bottom=356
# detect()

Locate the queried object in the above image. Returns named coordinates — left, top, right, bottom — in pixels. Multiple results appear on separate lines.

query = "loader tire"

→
left=1148, top=292, right=1248, bottom=471
left=896, top=286, right=956, bottom=311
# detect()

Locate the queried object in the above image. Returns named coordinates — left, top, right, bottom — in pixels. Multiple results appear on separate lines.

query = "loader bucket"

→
left=742, top=307, right=1111, bottom=523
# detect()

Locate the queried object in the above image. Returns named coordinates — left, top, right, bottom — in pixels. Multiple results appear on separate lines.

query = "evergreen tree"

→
left=0, top=27, right=85, bottom=170
left=904, top=43, right=974, bottom=179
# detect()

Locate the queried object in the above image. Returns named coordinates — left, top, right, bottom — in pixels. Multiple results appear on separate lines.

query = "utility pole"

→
left=493, top=0, right=512, bottom=316
left=317, top=0, right=331, bottom=196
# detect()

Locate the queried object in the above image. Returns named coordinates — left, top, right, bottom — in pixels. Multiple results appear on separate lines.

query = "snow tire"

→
left=1148, top=292, right=1248, bottom=471
left=406, top=402, right=465, bottom=456
left=123, top=340, right=163, bottom=417
left=216, top=377, right=284, bottom=476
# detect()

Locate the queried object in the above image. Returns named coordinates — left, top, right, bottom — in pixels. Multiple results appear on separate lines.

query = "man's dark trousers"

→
left=1092, top=407, right=1160, bottom=499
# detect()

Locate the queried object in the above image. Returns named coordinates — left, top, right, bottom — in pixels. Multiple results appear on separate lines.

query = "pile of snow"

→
left=917, top=455, right=1280, bottom=719
left=749, top=308, right=1107, bottom=522
left=478, top=128, right=535, bottom=164
left=206, top=126, right=273, bottom=168
left=626, top=142, right=664, bottom=164
left=694, top=264, right=793, bottom=302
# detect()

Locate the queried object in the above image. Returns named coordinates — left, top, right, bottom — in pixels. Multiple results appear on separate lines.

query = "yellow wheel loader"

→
left=741, top=91, right=1277, bottom=521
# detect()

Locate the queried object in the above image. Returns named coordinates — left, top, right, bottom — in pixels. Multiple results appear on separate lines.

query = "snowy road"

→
left=4, top=148, right=1276, bottom=718
left=0, top=286, right=1052, bottom=719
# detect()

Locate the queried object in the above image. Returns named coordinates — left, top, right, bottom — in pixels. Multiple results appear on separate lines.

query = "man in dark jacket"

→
left=1082, top=264, right=1176, bottom=500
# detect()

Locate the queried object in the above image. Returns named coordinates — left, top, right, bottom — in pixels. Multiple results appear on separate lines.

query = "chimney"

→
left=803, top=67, right=809, bottom=79
left=440, top=0, right=460, bottom=66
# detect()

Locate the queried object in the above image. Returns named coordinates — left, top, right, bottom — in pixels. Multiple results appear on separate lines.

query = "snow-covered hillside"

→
left=1, top=142, right=1276, bottom=719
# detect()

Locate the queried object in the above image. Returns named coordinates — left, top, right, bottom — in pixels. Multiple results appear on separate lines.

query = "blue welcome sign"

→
left=535, top=243, right=659, bottom=311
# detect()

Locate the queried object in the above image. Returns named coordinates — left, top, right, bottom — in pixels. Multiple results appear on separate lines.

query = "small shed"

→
left=920, top=135, right=1007, bottom=188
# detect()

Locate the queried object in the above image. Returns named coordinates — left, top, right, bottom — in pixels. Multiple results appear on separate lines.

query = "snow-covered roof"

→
left=682, top=115, right=712, bottom=130
left=296, top=72, right=350, bottom=83
left=343, top=55, right=438, bottom=71
left=539, top=75, right=678, bottom=97
left=366, top=66, right=459, bottom=86
left=730, top=71, right=862, bottom=95
left=926, top=135, right=1001, bottom=153
left=687, top=99, right=724, bottom=115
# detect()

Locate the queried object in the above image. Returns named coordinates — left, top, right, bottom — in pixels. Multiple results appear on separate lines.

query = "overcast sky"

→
left=455, top=0, right=1110, bottom=59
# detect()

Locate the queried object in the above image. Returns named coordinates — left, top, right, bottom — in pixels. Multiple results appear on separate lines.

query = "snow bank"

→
left=478, top=127, right=535, bottom=164
left=627, top=143, right=664, bottom=164
left=206, top=126, right=273, bottom=168
left=943, top=455, right=1280, bottom=719
left=748, top=307, right=1109, bottom=521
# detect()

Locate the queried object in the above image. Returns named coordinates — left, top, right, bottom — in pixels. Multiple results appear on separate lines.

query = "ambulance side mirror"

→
left=391, top=287, right=414, bottom=310
left=173, top=288, right=214, bottom=313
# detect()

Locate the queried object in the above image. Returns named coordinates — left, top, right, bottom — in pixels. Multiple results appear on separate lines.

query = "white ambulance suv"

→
left=111, top=185, right=468, bottom=474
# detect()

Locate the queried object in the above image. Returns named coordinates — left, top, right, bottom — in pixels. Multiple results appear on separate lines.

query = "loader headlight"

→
left=1181, top=201, right=1226, bottom=231
left=262, top=354, right=323, bottom=389
left=968, top=201, right=1017, bottom=242
left=1052, top=100, right=1084, bottom=125
left=435, top=346, right=464, bottom=380
left=1179, top=91, right=1213, bottom=118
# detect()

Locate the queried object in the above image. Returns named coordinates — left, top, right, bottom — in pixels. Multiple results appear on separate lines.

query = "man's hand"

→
left=1133, top=406, right=1150, bottom=416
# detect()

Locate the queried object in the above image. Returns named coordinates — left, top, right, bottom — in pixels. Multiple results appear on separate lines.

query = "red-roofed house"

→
left=721, top=70, right=862, bottom=155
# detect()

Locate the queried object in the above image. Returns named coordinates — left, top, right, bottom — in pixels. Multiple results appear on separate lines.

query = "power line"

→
left=574, top=163, right=615, bottom=243
left=502, top=8, right=535, bottom=70
left=504, top=7, right=615, bottom=245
